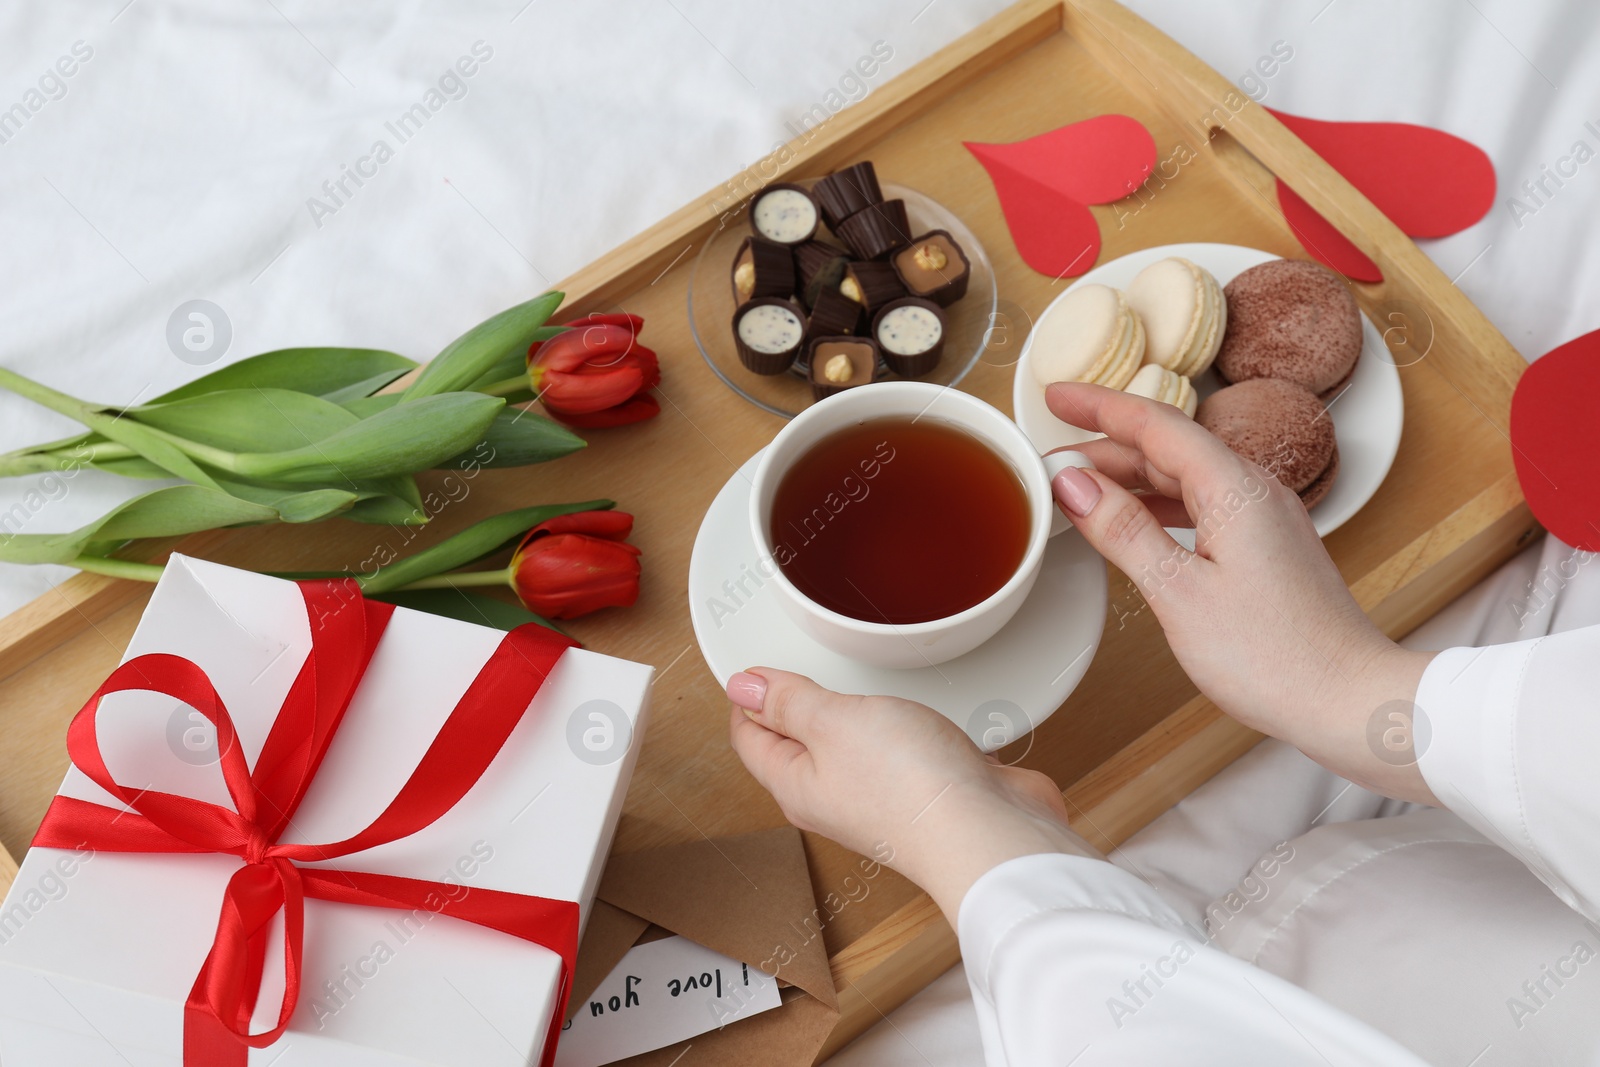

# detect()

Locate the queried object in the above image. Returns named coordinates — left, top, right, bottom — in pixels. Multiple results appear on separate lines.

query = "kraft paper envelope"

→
left=566, top=826, right=842, bottom=1066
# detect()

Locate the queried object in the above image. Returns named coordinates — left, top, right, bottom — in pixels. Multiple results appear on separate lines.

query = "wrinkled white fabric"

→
left=0, top=0, right=1015, bottom=609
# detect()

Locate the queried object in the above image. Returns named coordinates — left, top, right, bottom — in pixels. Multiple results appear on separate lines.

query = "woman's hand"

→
left=1045, top=381, right=1437, bottom=802
left=726, top=668, right=1096, bottom=923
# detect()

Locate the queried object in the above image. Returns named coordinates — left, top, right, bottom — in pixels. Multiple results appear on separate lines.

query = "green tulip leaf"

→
left=153, top=348, right=417, bottom=404
left=0, top=365, right=218, bottom=487
left=208, top=478, right=361, bottom=523
left=318, top=367, right=413, bottom=405
left=341, top=497, right=428, bottom=526
left=0, top=485, right=288, bottom=565
left=0, top=430, right=96, bottom=465
left=438, top=407, right=585, bottom=469
left=402, top=292, right=564, bottom=401
left=230, top=393, right=505, bottom=484
left=464, top=324, right=569, bottom=393
left=358, top=499, right=612, bottom=594
left=93, top=456, right=184, bottom=479
left=338, top=475, right=428, bottom=525
left=11, top=357, right=415, bottom=476
left=78, top=410, right=220, bottom=488
left=339, top=393, right=402, bottom=419
left=129, top=388, right=361, bottom=453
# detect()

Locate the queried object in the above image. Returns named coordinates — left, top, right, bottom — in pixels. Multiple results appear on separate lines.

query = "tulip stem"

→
left=69, top=555, right=166, bottom=582
left=392, top=567, right=511, bottom=592
left=0, top=441, right=141, bottom=477
left=478, top=376, right=532, bottom=399
left=68, top=555, right=518, bottom=593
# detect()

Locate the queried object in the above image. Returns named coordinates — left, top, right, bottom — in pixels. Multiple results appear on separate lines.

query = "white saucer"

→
left=688, top=451, right=1109, bottom=752
left=1013, top=242, right=1403, bottom=543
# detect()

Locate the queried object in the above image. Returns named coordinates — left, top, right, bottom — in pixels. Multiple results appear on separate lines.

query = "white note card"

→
left=554, top=935, right=783, bottom=1067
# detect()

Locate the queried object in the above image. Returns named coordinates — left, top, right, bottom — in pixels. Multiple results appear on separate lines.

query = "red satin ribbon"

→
left=31, top=580, right=582, bottom=1066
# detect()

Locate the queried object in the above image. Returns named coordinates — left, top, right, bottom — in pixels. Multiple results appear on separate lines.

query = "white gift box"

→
left=0, top=555, right=652, bottom=1066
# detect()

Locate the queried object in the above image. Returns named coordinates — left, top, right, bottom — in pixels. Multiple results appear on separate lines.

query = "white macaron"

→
left=1126, top=256, right=1226, bottom=378
left=1124, top=362, right=1198, bottom=417
left=1030, top=284, right=1144, bottom=391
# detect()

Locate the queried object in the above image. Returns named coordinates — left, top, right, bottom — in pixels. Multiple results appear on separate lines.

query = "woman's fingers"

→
left=1052, top=465, right=1201, bottom=597
left=1057, top=438, right=1184, bottom=500
left=726, top=666, right=855, bottom=744
left=1045, top=382, right=1243, bottom=492
left=1136, top=493, right=1195, bottom=529
left=727, top=703, right=808, bottom=795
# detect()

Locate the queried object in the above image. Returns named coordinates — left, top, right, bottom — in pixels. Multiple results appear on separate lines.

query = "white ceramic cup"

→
left=748, top=381, right=1091, bottom=669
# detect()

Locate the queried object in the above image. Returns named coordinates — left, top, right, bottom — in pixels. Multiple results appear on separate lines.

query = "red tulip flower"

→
left=509, top=510, right=641, bottom=619
left=527, top=313, right=661, bottom=428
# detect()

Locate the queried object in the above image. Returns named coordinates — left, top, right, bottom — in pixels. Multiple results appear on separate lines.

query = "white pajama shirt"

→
left=945, top=629, right=1600, bottom=1066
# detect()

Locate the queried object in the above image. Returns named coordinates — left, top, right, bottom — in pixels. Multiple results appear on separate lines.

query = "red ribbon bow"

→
left=32, top=580, right=582, bottom=1066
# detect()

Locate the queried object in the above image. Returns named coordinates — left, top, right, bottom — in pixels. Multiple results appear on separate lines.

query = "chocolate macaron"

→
left=1196, top=378, right=1339, bottom=509
left=1215, top=259, right=1363, bottom=399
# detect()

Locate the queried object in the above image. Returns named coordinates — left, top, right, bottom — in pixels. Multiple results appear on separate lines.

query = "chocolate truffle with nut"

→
left=839, top=260, right=905, bottom=315
left=808, top=336, right=879, bottom=400
left=730, top=236, right=796, bottom=305
left=891, top=230, right=970, bottom=306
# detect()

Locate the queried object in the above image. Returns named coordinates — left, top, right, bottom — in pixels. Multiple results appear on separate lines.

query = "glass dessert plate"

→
left=687, top=181, right=997, bottom=419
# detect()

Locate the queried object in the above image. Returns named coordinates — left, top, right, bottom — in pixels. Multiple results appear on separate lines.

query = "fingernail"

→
left=741, top=707, right=760, bottom=722
left=727, top=671, right=767, bottom=712
left=1052, top=466, right=1101, bottom=516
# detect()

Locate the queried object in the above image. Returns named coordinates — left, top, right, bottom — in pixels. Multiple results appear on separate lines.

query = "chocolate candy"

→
left=733, top=298, right=807, bottom=375
left=891, top=230, right=970, bottom=307
left=731, top=236, right=796, bottom=305
left=748, top=183, right=819, bottom=245
left=839, top=260, right=905, bottom=314
left=806, top=285, right=863, bottom=342
left=812, top=162, right=884, bottom=231
left=835, top=199, right=911, bottom=261
left=808, top=336, right=880, bottom=401
left=873, top=297, right=946, bottom=378
left=792, top=239, right=849, bottom=310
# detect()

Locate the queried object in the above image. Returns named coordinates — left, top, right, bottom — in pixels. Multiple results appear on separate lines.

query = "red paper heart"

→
left=1267, top=109, right=1496, bottom=283
left=966, top=115, right=1156, bottom=278
left=1276, top=182, right=1385, bottom=283
left=1510, top=329, right=1600, bottom=552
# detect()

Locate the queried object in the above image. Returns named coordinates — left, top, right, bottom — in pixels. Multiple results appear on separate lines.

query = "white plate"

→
left=688, top=451, right=1108, bottom=752
left=1012, top=242, right=1403, bottom=543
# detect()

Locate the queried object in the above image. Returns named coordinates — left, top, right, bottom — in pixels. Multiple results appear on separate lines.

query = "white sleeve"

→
left=1416, top=628, right=1600, bottom=920
left=956, top=853, right=1428, bottom=1066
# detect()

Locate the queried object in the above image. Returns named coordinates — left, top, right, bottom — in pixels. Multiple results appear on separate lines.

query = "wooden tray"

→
left=0, top=0, right=1534, bottom=1058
